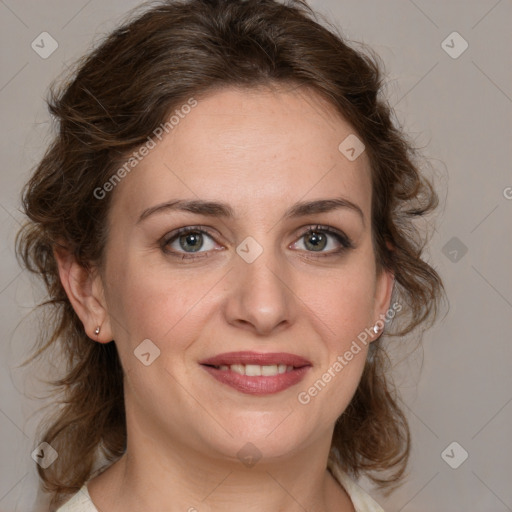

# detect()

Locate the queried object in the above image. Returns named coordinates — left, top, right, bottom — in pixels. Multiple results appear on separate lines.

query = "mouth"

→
left=199, top=351, right=312, bottom=395
left=205, top=363, right=297, bottom=376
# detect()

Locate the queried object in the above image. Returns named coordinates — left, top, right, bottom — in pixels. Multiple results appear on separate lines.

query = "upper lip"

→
left=199, top=351, right=312, bottom=368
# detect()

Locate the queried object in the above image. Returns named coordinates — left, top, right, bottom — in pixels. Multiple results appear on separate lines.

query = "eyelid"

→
left=160, top=225, right=222, bottom=258
left=161, top=225, right=218, bottom=244
left=160, top=223, right=353, bottom=258
left=291, top=224, right=354, bottom=253
left=299, top=224, right=352, bottom=243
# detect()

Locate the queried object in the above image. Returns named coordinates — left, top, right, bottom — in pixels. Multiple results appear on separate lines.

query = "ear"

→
left=370, top=241, right=396, bottom=341
left=373, top=267, right=394, bottom=323
left=53, top=245, right=113, bottom=343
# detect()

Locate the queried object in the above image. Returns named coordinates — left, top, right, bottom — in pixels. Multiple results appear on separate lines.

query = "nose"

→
left=222, top=246, right=295, bottom=337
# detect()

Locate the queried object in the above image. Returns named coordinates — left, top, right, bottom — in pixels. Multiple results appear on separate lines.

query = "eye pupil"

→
left=179, top=232, right=203, bottom=252
left=305, top=231, right=326, bottom=251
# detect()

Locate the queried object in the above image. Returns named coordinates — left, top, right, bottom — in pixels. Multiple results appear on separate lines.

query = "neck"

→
left=87, top=398, right=355, bottom=511
left=88, top=430, right=354, bottom=512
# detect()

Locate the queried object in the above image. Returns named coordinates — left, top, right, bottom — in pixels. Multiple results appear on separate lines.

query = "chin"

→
left=203, top=414, right=314, bottom=463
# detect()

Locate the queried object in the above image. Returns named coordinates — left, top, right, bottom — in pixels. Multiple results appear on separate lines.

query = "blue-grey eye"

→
left=293, top=227, right=350, bottom=253
left=165, top=229, right=217, bottom=253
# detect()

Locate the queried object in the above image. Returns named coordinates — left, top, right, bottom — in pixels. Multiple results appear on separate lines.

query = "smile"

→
left=212, top=364, right=294, bottom=376
left=199, top=351, right=312, bottom=395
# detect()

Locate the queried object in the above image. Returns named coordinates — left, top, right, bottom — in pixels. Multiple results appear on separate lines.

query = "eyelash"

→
left=160, top=224, right=353, bottom=260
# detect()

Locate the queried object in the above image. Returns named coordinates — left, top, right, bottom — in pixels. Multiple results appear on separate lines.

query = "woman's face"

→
left=98, top=86, right=393, bottom=462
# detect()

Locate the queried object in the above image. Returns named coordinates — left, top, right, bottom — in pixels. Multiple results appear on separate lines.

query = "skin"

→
left=55, top=85, right=394, bottom=512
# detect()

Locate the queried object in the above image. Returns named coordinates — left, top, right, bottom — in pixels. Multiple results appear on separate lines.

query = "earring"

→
left=94, top=326, right=101, bottom=335
left=372, top=324, right=379, bottom=334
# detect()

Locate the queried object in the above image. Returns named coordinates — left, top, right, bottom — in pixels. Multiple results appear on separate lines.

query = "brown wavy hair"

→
left=16, top=0, right=446, bottom=508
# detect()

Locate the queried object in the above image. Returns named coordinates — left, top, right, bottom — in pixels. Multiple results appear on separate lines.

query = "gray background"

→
left=1, top=0, right=511, bottom=510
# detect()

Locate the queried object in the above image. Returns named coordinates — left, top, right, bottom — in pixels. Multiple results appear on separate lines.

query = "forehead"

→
left=109, top=86, right=372, bottom=222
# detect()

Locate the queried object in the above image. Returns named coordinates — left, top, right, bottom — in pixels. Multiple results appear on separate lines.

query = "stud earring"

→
left=372, top=324, right=379, bottom=334
left=94, top=326, right=101, bottom=335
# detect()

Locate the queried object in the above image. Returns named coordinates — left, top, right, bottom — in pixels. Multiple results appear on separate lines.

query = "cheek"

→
left=105, top=254, right=220, bottom=357
left=104, top=258, right=171, bottom=342
left=296, top=266, right=375, bottom=412
left=302, top=266, right=376, bottom=346
left=298, top=281, right=373, bottom=424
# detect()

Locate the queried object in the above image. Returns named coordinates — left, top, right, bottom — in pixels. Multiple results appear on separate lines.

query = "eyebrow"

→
left=137, top=197, right=365, bottom=226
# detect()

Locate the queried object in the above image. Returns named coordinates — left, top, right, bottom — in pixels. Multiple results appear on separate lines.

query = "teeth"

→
left=245, top=364, right=262, bottom=376
left=231, top=364, right=245, bottom=375
left=261, top=365, right=278, bottom=376
left=215, top=364, right=295, bottom=376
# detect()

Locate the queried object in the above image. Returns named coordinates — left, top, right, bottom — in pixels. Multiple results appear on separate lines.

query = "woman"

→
left=17, top=0, right=445, bottom=510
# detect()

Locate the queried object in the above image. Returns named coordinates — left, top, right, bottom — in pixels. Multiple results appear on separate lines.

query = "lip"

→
left=199, top=351, right=312, bottom=396
left=199, top=351, right=312, bottom=367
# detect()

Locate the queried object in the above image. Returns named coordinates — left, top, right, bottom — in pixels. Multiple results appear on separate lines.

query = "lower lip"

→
left=201, top=365, right=311, bottom=395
